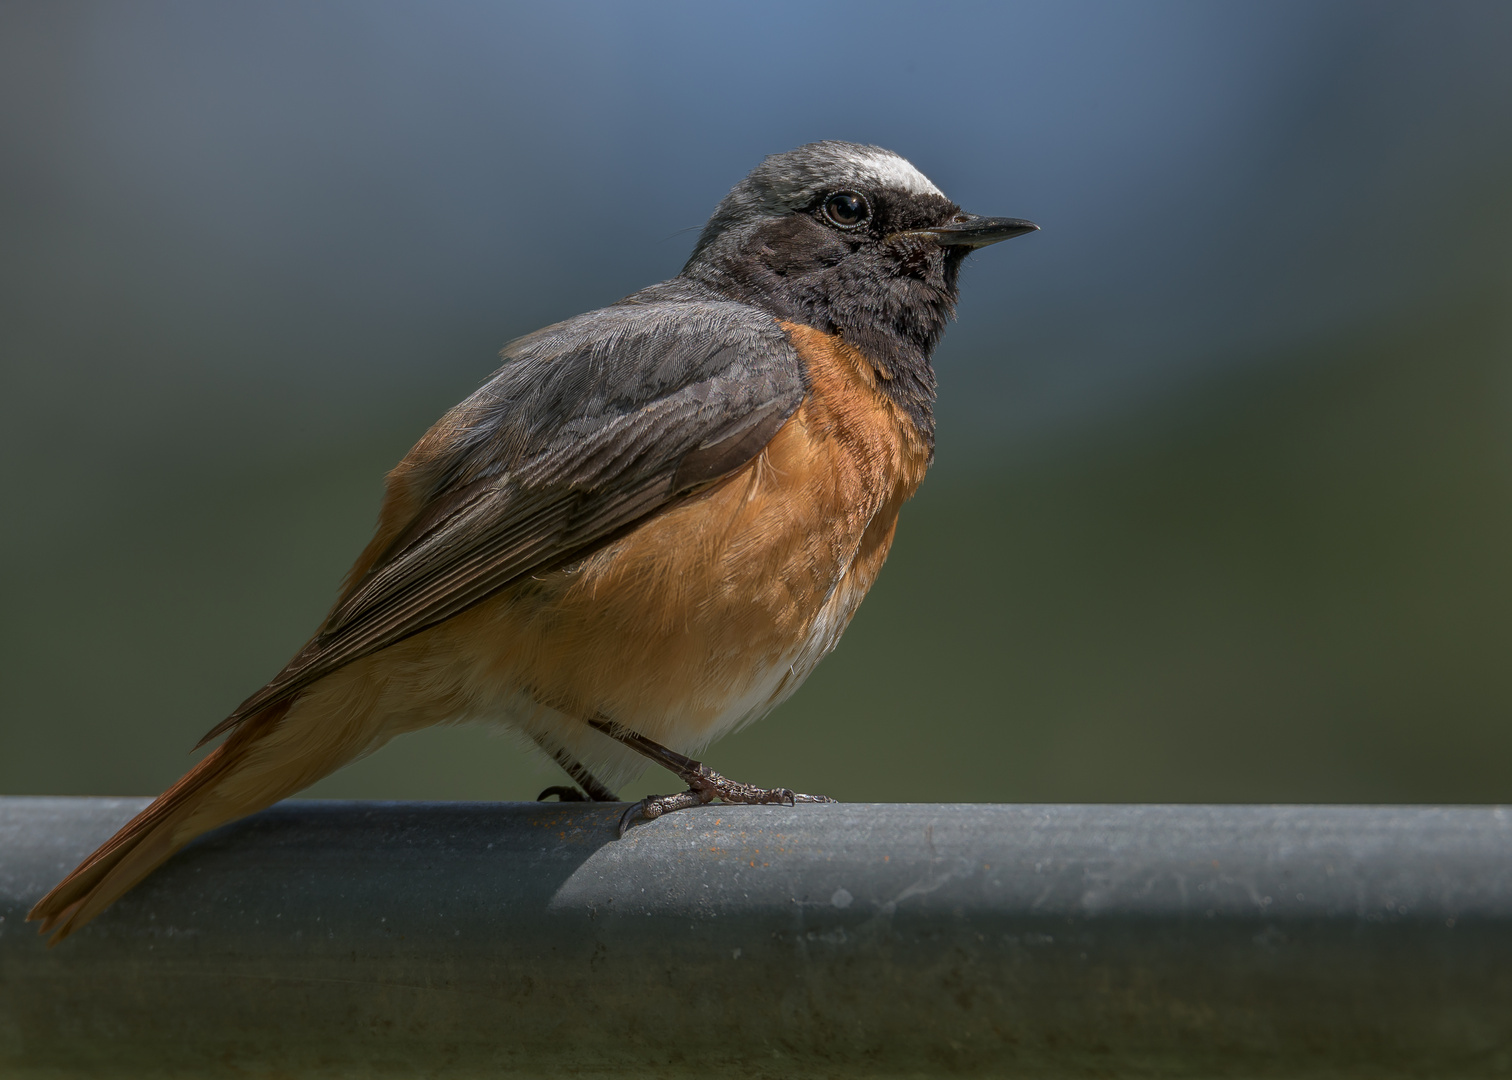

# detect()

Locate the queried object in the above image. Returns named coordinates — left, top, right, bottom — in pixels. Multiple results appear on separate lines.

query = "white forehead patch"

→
left=842, top=147, right=944, bottom=198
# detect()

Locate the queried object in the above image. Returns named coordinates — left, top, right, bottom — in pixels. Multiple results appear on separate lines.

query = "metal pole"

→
left=3, top=798, right=1511, bottom=1077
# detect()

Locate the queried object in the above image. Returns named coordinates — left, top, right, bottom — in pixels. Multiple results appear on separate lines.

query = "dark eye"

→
left=824, top=191, right=870, bottom=229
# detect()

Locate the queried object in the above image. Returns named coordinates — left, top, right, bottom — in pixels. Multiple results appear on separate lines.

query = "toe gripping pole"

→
left=586, top=716, right=834, bottom=835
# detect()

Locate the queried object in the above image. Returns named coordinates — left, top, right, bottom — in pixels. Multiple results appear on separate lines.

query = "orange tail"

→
left=28, top=694, right=375, bottom=945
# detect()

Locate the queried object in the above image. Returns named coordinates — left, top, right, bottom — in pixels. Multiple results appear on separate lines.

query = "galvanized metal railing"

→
left=3, top=797, right=1511, bottom=1077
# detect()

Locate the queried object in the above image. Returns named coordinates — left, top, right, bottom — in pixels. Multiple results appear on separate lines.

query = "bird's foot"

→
left=537, top=785, right=593, bottom=802
left=617, top=765, right=834, bottom=837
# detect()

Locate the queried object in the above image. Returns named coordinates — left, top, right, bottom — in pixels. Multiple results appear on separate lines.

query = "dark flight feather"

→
left=198, top=292, right=804, bottom=745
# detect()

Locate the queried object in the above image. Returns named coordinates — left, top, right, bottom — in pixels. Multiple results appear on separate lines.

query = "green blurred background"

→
left=3, top=2, right=1511, bottom=803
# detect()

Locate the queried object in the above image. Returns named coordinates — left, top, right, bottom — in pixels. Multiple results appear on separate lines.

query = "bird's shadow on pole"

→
left=54, top=800, right=630, bottom=954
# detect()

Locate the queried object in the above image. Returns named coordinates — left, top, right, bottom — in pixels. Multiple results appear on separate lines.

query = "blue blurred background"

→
left=3, top=1, right=1511, bottom=802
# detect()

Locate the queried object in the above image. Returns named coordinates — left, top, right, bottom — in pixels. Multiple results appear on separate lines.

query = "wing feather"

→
left=199, top=295, right=803, bottom=745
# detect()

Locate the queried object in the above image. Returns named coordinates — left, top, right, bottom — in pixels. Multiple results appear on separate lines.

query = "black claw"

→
left=538, top=785, right=589, bottom=802
left=618, top=800, right=647, bottom=837
left=611, top=787, right=836, bottom=835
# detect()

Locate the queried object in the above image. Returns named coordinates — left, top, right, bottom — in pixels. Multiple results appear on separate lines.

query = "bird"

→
left=29, top=141, right=1036, bottom=944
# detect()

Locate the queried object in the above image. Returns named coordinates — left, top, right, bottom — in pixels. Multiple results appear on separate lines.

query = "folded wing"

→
left=200, top=296, right=804, bottom=744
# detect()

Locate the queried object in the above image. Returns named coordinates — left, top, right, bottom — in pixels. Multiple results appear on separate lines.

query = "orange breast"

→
left=434, top=321, right=932, bottom=751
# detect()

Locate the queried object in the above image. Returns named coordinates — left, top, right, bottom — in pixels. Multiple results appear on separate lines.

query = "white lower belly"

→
left=691, top=564, right=870, bottom=751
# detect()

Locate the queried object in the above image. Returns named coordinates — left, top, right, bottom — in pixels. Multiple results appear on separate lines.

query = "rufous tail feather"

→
left=26, top=697, right=366, bottom=945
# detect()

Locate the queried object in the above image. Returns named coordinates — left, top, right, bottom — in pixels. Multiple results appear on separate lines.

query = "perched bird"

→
left=30, top=141, right=1036, bottom=943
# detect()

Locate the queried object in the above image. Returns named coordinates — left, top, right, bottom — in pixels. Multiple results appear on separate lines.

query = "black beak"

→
left=900, top=214, right=1039, bottom=249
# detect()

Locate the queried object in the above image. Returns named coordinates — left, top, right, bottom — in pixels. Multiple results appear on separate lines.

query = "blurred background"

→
left=3, top=1, right=1511, bottom=804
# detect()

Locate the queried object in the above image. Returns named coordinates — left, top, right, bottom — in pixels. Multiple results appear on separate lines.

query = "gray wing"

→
left=204, top=297, right=804, bottom=741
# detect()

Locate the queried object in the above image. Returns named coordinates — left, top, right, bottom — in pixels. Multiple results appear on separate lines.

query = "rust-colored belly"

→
left=435, top=321, right=932, bottom=750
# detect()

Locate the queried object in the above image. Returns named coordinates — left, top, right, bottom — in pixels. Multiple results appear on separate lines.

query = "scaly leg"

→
left=586, top=717, right=834, bottom=836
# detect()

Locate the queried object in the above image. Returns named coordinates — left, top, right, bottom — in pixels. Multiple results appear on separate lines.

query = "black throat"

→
left=681, top=211, right=965, bottom=447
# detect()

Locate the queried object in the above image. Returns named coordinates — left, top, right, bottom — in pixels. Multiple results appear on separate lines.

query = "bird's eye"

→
left=824, top=191, right=870, bottom=229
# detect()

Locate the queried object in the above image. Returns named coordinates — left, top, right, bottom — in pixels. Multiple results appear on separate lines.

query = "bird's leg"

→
left=536, top=743, right=619, bottom=803
left=587, top=717, right=834, bottom=836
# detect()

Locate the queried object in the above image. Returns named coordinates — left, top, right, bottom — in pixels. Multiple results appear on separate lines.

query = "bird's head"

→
left=681, top=141, right=1036, bottom=384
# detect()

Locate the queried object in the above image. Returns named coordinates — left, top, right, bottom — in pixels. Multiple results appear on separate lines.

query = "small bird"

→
left=30, top=141, right=1035, bottom=943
